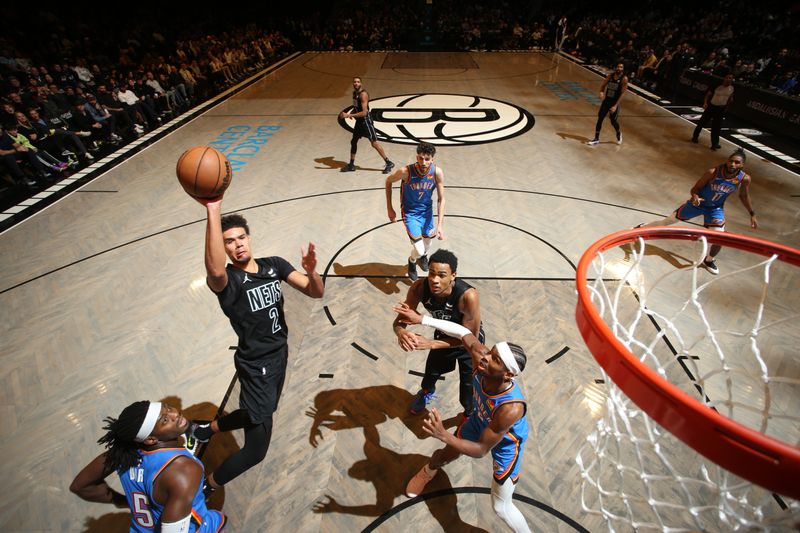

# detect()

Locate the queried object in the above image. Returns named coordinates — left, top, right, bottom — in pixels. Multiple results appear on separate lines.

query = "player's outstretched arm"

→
left=423, top=402, right=523, bottom=458
left=739, top=174, right=758, bottom=229
left=70, top=453, right=127, bottom=507
left=434, top=167, right=445, bottom=239
left=385, top=166, right=408, bottom=222
left=195, top=196, right=228, bottom=293
left=689, top=168, right=715, bottom=205
left=392, top=283, right=424, bottom=351
left=287, top=242, right=324, bottom=298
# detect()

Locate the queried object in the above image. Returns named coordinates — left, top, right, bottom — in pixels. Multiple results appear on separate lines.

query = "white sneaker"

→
left=616, top=131, right=622, bottom=145
left=587, top=139, right=599, bottom=145
left=84, top=152, right=94, bottom=161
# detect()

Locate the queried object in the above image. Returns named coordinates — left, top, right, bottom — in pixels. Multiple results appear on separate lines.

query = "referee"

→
left=340, top=76, right=394, bottom=173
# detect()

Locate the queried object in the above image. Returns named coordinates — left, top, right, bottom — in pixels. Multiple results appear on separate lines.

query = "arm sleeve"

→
left=421, top=315, right=471, bottom=339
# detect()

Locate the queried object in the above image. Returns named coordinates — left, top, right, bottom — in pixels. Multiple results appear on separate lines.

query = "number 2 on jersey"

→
left=269, top=307, right=281, bottom=334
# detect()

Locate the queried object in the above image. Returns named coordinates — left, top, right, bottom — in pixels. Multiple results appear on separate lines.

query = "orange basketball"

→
left=176, top=146, right=232, bottom=198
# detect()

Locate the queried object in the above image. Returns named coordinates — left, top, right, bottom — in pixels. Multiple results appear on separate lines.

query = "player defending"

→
left=340, top=76, right=394, bottom=173
left=393, top=249, right=483, bottom=416
left=637, top=148, right=757, bottom=274
left=186, top=197, right=324, bottom=496
left=394, top=303, right=531, bottom=533
left=70, top=400, right=226, bottom=532
left=385, top=141, right=445, bottom=281
left=587, top=62, right=627, bottom=146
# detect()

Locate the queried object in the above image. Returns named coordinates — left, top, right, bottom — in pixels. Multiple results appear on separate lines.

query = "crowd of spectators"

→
left=1, top=1, right=796, bottom=195
left=1, top=11, right=292, bottom=191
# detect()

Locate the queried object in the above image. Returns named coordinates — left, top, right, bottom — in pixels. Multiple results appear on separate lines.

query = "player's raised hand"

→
left=393, top=302, right=422, bottom=325
left=422, top=408, right=449, bottom=442
left=301, top=242, right=317, bottom=273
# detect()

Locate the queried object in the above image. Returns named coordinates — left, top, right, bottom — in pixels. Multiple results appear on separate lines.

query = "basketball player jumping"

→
left=185, top=197, right=324, bottom=497
left=394, top=303, right=531, bottom=533
left=340, top=76, right=394, bottom=173
left=71, top=400, right=227, bottom=532
left=587, top=62, right=627, bottom=146
left=385, top=141, right=445, bottom=281
left=637, top=148, right=757, bottom=275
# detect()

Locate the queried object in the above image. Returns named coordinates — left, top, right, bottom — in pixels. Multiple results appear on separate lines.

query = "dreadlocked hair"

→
left=507, top=342, right=528, bottom=373
left=97, top=400, right=149, bottom=472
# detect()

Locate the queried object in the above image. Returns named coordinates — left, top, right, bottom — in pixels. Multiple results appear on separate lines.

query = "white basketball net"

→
left=577, top=235, right=800, bottom=532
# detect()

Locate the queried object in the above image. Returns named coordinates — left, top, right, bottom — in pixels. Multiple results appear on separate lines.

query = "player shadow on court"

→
left=333, top=262, right=412, bottom=295
left=80, top=397, right=234, bottom=532
left=314, top=156, right=384, bottom=173
left=620, top=242, right=694, bottom=270
left=308, top=385, right=486, bottom=531
left=556, top=132, right=593, bottom=143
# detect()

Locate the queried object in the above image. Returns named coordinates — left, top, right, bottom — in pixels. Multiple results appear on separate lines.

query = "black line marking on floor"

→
left=1, top=185, right=676, bottom=295
left=77, top=190, right=118, bottom=193
left=363, top=486, right=589, bottom=532
left=545, top=346, right=570, bottom=364
left=318, top=373, right=334, bottom=378
left=228, top=346, right=237, bottom=350
left=323, top=305, right=336, bottom=325
left=676, top=355, right=700, bottom=361
left=408, top=370, right=445, bottom=381
left=351, top=342, right=378, bottom=361
left=594, top=379, right=605, bottom=384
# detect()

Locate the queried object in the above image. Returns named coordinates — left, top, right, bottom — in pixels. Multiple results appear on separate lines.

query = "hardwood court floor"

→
left=0, top=52, right=798, bottom=532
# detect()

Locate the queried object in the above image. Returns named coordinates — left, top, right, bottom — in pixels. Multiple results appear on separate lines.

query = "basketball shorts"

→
left=352, top=117, right=377, bottom=142
left=403, top=211, right=435, bottom=241
left=196, top=509, right=227, bottom=532
left=675, top=201, right=726, bottom=227
left=234, top=345, right=289, bottom=424
left=458, top=416, right=526, bottom=484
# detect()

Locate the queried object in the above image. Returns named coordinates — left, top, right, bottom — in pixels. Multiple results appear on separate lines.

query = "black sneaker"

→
left=710, top=145, right=721, bottom=151
left=407, top=259, right=418, bottom=281
left=418, top=254, right=429, bottom=272
left=703, top=259, right=720, bottom=275
left=340, top=163, right=355, bottom=172
left=184, top=421, right=211, bottom=455
left=383, top=160, right=395, bottom=174
left=691, top=137, right=699, bottom=144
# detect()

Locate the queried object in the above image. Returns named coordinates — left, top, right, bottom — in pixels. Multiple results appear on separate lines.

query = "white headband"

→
left=496, top=342, right=520, bottom=376
left=135, top=402, right=162, bottom=442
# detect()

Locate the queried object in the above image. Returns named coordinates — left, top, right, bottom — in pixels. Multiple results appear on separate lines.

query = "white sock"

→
left=491, top=478, right=531, bottom=533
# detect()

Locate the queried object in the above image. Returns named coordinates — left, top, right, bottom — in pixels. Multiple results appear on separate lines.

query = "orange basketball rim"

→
left=575, top=226, right=800, bottom=500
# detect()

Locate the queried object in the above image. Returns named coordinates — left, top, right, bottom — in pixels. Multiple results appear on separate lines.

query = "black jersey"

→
left=420, top=278, right=484, bottom=342
left=604, top=74, right=624, bottom=102
left=352, top=89, right=374, bottom=124
left=216, top=256, right=295, bottom=361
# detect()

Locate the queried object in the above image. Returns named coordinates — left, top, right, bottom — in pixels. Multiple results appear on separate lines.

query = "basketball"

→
left=176, top=146, right=233, bottom=198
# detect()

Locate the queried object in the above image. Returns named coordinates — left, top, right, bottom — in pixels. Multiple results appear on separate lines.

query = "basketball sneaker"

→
left=587, top=138, right=599, bottom=145
left=406, top=464, right=437, bottom=498
left=409, top=389, right=436, bottom=414
left=340, top=163, right=356, bottom=172
left=184, top=421, right=211, bottom=455
left=616, top=131, right=622, bottom=145
left=408, top=259, right=418, bottom=281
left=383, top=160, right=395, bottom=174
left=703, top=259, right=720, bottom=275
left=418, top=254, right=429, bottom=272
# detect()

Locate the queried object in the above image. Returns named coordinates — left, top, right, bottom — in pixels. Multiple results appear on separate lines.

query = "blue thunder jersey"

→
left=118, top=448, right=225, bottom=533
left=401, top=163, right=436, bottom=217
left=698, top=164, right=745, bottom=208
left=459, top=374, right=528, bottom=483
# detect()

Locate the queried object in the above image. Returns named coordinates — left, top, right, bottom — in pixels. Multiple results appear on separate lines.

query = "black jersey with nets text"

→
left=215, top=256, right=295, bottom=360
left=420, top=278, right=484, bottom=342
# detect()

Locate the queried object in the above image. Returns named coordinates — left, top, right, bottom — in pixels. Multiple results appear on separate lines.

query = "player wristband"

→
left=749, top=210, right=755, bottom=216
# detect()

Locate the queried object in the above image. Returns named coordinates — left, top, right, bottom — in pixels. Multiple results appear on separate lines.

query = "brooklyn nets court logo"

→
left=338, top=93, right=535, bottom=146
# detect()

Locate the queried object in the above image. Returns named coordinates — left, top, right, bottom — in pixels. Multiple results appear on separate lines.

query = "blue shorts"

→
left=675, top=201, right=726, bottom=227
left=403, top=211, right=435, bottom=241
left=457, top=416, right=525, bottom=484
left=196, top=509, right=226, bottom=532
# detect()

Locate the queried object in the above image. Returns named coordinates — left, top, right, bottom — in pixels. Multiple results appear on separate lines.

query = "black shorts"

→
left=352, top=116, right=378, bottom=142
left=234, top=345, right=289, bottom=424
